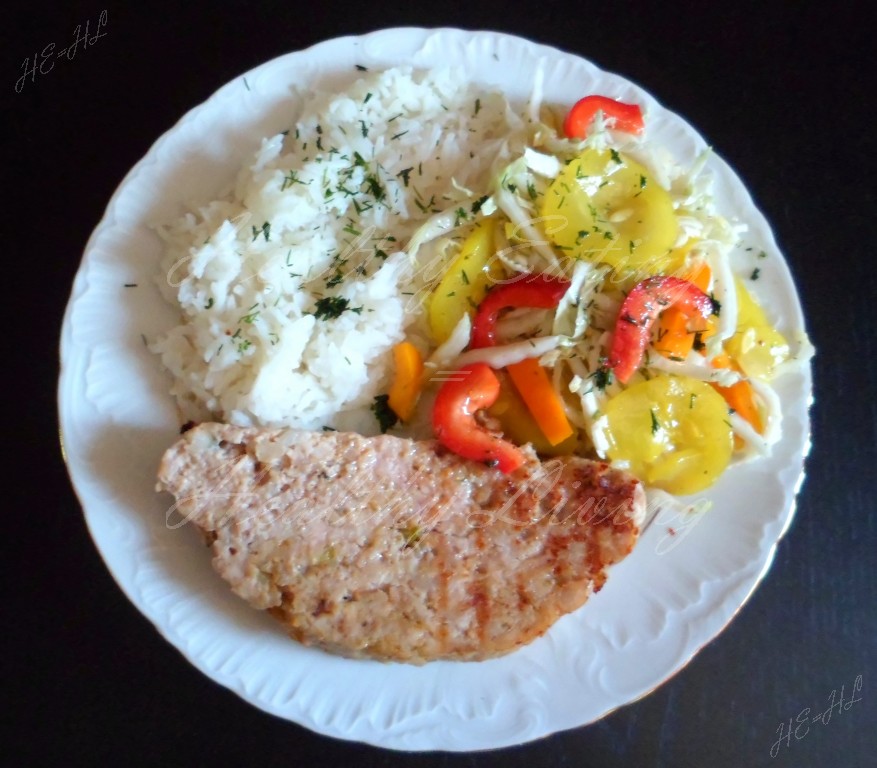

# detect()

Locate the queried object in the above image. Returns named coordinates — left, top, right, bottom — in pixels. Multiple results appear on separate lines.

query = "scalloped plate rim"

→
left=57, top=27, right=813, bottom=752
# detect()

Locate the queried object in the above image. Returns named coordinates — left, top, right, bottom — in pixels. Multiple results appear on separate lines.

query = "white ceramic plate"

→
left=58, top=28, right=812, bottom=751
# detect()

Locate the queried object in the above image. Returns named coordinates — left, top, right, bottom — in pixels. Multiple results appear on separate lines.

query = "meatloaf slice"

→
left=156, top=422, right=645, bottom=663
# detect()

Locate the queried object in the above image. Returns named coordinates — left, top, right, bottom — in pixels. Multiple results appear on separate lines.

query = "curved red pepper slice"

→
left=471, top=274, right=571, bottom=349
left=563, top=95, right=645, bottom=138
left=609, top=276, right=714, bottom=384
left=432, top=363, right=526, bottom=473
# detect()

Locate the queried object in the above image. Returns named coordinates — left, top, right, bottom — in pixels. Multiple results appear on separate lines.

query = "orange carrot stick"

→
left=506, top=358, right=574, bottom=446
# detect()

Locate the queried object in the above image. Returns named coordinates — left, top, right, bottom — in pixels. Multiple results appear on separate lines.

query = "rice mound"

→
left=153, top=67, right=521, bottom=433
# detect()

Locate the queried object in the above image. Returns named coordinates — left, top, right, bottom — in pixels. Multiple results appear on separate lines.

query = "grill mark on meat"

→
left=549, top=534, right=563, bottom=590
left=516, top=574, right=529, bottom=610
left=472, top=526, right=490, bottom=645
left=434, top=535, right=451, bottom=654
left=157, top=423, right=646, bottom=663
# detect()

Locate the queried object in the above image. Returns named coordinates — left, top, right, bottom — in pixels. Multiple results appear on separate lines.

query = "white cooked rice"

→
left=152, top=67, right=525, bottom=433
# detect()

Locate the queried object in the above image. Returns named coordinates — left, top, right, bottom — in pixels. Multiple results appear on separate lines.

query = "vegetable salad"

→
left=389, top=93, right=803, bottom=496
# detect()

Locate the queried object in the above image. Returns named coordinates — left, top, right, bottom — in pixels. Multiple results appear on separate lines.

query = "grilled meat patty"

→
left=157, top=423, right=646, bottom=663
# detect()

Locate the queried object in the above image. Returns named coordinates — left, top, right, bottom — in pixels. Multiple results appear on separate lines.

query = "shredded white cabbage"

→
left=407, top=196, right=495, bottom=262
left=748, top=376, right=784, bottom=447
left=553, top=260, right=608, bottom=340
left=453, top=335, right=566, bottom=369
left=646, top=351, right=742, bottom=386
left=425, top=314, right=471, bottom=373
left=524, top=147, right=562, bottom=178
left=701, top=240, right=738, bottom=342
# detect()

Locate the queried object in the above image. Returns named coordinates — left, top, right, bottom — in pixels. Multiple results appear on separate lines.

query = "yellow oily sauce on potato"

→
left=541, top=148, right=678, bottom=277
left=602, top=375, right=733, bottom=495
left=428, top=219, right=503, bottom=343
left=725, top=278, right=790, bottom=380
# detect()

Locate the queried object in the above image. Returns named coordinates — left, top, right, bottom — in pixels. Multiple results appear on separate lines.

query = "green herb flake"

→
left=710, top=293, right=722, bottom=317
left=610, top=149, right=622, bottom=164
left=355, top=64, right=367, bottom=71
left=399, top=523, right=423, bottom=548
left=281, top=170, right=307, bottom=191
left=251, top=222, right=271, bottom=242
left=591, top=365, right=614, bottom=391
left=650, top=409, right=661, bottom=436
left=371, top=394, right=399, bottom=433
left=750, top=268, right=761, bottom=280
left=471, top=195, right=489, bottom=214
left=474, top=98, right=482, bottom=116
left=313, top=296, right=354, bottom=320
left=240, top=306, right=260, bottom=324
left=397, top=167, right=413, bottom=186
left=363, top=92, right=372, bottom=104
left=415, top=194, right=436, bottom=213
left=364, top=175, right=386, bottom=201
left=359, top=120, right=369, bottom=138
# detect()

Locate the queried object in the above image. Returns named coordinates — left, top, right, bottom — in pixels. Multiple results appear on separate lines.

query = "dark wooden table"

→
left=7, top=2, right=875, bottom=766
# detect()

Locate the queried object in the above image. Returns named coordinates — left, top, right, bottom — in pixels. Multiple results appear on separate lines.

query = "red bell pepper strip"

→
left=563, top=96, right=645, bottom=138
left=608, top=276, right=714, bottom=384
left=471, top=274, right=571, bottom=349
left=432, top=363, right=526, bottom=473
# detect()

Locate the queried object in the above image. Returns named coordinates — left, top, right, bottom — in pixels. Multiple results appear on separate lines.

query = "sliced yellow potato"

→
left=725, top=278, right=790, bottom=380
left=602, top=374, right=733, bottom=495
left=428, top=219, right=502, bottom=343
left=541, top=148, right=678, bottom=276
